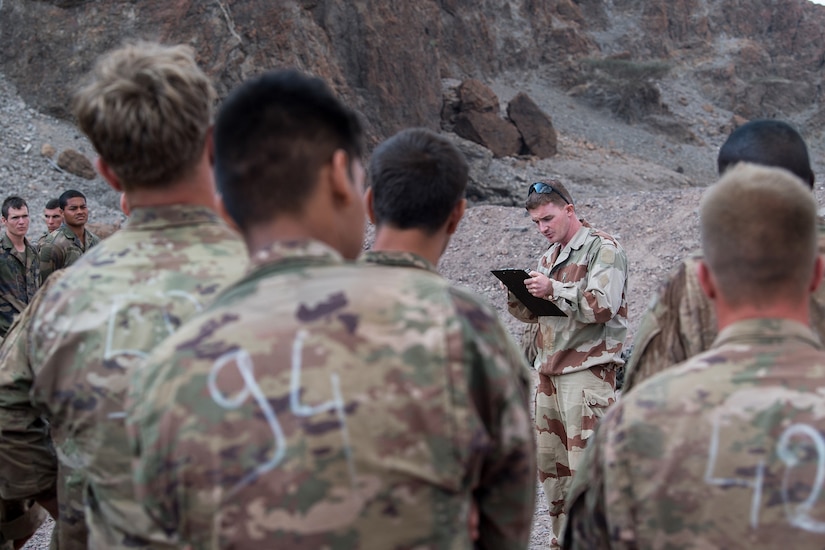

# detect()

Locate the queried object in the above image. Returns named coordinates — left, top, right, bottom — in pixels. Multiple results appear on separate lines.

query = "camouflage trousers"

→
left=0, top=498, right=47, bottom=550
left=535, top=365, right=616, bottom=547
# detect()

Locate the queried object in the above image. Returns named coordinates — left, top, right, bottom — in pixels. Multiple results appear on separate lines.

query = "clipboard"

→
left=492, top=269, right=567, bottom=317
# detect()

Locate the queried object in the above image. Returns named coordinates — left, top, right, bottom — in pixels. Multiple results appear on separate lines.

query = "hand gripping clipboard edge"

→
left=492, top=269, right=567, bottom=317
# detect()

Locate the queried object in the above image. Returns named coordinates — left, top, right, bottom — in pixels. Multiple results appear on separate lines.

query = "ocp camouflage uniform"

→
left=361, top=249, right=533, bottom=400
left=127, top=240, right=536, bottom=549
left=0, top=233, right=40, bottom=338
left=565, top=318, right=825, bottom=549
left=507, top=220, right=627, bottom=546
left=0, top=206, right=247, bottom=550
left=38, top=223, right=101, bottom=281
left=623, top=219, right=825, bottom=392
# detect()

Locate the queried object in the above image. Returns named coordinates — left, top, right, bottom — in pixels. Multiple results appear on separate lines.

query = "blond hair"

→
left=72, top=41, right=215, bottom=190
left=700, top=163, right=818, bottom=307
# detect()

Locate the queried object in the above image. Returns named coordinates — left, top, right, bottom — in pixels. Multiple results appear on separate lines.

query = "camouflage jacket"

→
left=0, top=205, right=247, bottom=550
left=508, top=222, right=628, bottom=376
left=38, top=223, right=101, bottom=281
left=624, top=219, right=825, bottom=392
left=127, top=239, right=536, bottom=549
left=565, top=318, right=825, bottom=549
left=0, top=234, right=39, bottom=338
left=360, top=249, right=439, bottom=272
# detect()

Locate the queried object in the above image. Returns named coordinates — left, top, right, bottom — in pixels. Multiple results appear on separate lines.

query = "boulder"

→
left=453, top=111, right=522, bottom=158
left=57, top=149, right=97, bottom=180
left=457, top=79, right=500, bottom=113
left=507, top=92, right=557, bottom=158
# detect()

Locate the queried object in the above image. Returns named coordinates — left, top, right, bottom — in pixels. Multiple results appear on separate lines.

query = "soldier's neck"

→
left=68, top=224, right=85, bottom=242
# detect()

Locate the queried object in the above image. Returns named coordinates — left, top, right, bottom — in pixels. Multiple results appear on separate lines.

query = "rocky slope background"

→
left=5, top=0, right=825, bottom=547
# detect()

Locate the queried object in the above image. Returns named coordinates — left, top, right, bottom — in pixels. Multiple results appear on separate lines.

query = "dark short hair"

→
left=2, top=196, right=27, bottom=219
left=59, top=190, right=86, bottom=210
left=369, top=128, right=468, bottom=234
left=525, top=178, right=574, bottom=210
left=45, top=198, right=60, bottom=210
left=718, top=119, right=814, bottom=187
left=214, top=69, right=365, bottom=232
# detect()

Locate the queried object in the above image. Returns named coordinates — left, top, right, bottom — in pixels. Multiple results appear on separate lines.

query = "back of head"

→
left=525, top=178, right=574, bottom=211
left=700, top=163, right=817, bottom=307
left=214, top=69, right=365, bottom=232
left=717, top=120, right=814, bottom=187
left=72, top=41, right=215, bottom=191
left=58, top=190, right=86, bottom=210
left=368, top=128, right=468, bottom=234
left=1, top=196, right=27, bottom=219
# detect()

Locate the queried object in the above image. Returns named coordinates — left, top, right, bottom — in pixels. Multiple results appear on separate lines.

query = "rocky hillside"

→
left=3, top=0, right=825, bottom=205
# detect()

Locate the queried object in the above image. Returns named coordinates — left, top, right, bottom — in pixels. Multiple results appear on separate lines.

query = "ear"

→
left=697, top=260, right=717, bottom=300
left=119, top=193, right=130, bottom=216
left=445, top=198, right=467, bottom=235
left=329, top=149, right=359, bottom=207
left=95, top=157, right=123, bottom=192
left=364, top=187, right=377, bottom=225
left=205, top=126, right=215, bottom=167
left=810, top=255, right=824, bottom=293
left=215, top=193, right=241, bottom=233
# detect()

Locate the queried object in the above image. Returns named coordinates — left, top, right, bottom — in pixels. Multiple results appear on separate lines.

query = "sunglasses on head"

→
left=527, top=181, right=570, bottom=204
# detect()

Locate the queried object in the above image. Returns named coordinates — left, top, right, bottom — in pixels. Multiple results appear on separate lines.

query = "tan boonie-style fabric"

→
left=127, top=239, right=536, bottom=549
left=623, top=219, right=825, bottom=392
left=565, top=318, right=825, bottom=549
left=0, top=206, right=247, bottom=550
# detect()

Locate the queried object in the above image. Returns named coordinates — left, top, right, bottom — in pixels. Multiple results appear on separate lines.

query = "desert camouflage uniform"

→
left=623, top=219, right=825, bottom=392
left=0, top=206, right=247, bottom=550
left=565, top=318, right=825, bottom=549
left=36, top=231, right=54, bottom=251
left=507, top=221, right=627, bottom=545
left=128, top=239, right=536, bottom=549
left=0, top=233, right=40, bottom=338
left=38, top=224, right=101, bottom=281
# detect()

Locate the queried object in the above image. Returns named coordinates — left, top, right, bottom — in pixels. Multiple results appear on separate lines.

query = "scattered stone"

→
left=41, top=143, right=56, bottom=158
left=507, top=92, right=558, bottom=158
left=453, top=111, right=522, bottom=158
left=457, top=79, right=500, bottom=113
left=57, top=148, right=97, bottom=180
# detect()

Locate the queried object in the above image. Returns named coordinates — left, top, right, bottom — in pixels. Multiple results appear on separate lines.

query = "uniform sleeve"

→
left=623, top=257, right=715, bottom=393
left=456, top=292, right=536, bottom=549
left=0, top=277, right=62, bottom=502
left=506, top=290, right=539, bottom=323
left=549, top=239, right=627, bottom=324
left=38, top=240, right=63, bottom=282
left=125, top=346, right=189, bottom=548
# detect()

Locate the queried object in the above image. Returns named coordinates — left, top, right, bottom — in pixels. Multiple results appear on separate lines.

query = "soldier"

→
left=565, top=163, right=825, bottom=548
left=0, top=41, right=248, bottom=550
left=506, top=178, right=627, bottom=547
left=362, top=127, right=536, bottom=542
left=36, top=198, right=62, bottom=248
left=623, top=119, right=820, bottom=391
left=38, top=189, right=100, bottom=280
left=127, top=70, right=536, bottom=549
left=0, top=199, right=43, bottom=550
left=0, top=196, right=39, bottom=338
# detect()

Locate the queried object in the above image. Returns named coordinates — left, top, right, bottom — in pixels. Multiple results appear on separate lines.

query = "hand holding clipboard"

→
left=492, top=269, right=566, bottom=317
